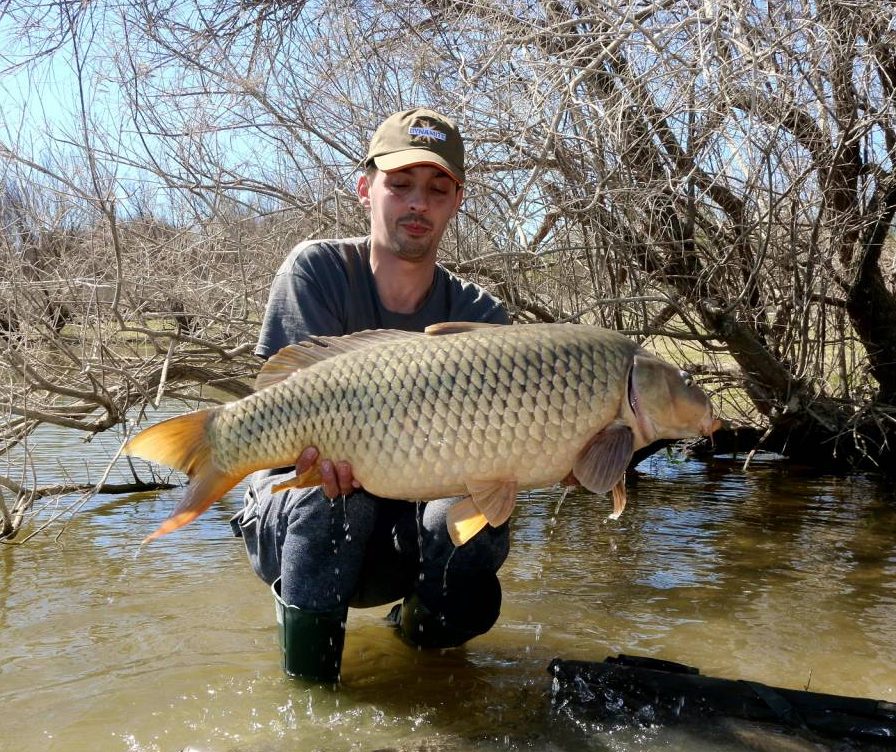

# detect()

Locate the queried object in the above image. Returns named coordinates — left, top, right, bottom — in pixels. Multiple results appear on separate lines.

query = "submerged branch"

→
left=12, top=479, right=179, bottom=501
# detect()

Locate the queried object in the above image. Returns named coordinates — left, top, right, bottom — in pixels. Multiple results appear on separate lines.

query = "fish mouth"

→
left=701, top=414, right=725, bottom=437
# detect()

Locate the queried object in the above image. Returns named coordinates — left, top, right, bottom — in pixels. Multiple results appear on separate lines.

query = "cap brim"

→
left=373, top=150, right=464, bottom=184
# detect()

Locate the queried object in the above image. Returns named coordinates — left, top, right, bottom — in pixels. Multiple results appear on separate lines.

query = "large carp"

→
left=126, top=322, right=719, bottom=545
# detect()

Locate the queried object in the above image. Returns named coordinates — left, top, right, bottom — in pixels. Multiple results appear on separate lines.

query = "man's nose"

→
left=406, top=186, right=428, bottom=212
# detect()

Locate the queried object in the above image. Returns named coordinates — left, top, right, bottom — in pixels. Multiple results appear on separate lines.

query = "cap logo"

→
left=407, top=119, right=447, bottom=143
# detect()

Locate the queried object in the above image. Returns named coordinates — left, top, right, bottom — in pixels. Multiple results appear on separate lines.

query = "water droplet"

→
left=442, top=547, right=456, bottom=591
left=415, top=501, right=425, bottom=567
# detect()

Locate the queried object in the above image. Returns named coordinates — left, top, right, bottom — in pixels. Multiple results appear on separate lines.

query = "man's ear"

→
left=357, top=174, right=372, bottom=210
left=452, top=185, right=464, bottom=214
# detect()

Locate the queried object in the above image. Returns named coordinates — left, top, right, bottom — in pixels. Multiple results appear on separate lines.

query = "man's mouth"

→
left=399, top=217, right=433, bottom=236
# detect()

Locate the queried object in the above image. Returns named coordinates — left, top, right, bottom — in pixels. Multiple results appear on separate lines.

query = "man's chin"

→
left=392, top=241, right=435, bottom=262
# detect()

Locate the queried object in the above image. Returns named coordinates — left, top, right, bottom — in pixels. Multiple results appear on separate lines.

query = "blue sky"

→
left=0, top=8, right=291, bottom=219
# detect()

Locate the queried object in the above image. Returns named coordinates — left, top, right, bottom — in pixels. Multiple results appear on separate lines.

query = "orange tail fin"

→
left=125, top=409, right=242, bottom=542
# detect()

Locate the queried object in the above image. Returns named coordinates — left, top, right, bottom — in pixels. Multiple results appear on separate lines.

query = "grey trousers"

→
left=232, top=469, right=510, bottom=630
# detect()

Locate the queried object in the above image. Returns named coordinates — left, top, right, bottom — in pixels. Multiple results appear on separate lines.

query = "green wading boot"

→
left=272, top=579, right=346, bottom=683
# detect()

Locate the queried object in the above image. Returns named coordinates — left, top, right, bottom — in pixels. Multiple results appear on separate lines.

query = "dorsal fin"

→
left=424, top=321, right=504, bottom=336
left=254, top=329, right=426, bottom=391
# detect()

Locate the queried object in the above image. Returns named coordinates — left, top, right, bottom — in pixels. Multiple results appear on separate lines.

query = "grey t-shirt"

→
left=256, top=236, right=509, bottom=357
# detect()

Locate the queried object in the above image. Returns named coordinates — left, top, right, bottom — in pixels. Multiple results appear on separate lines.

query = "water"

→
left=1, top=430, right=895, bottom=752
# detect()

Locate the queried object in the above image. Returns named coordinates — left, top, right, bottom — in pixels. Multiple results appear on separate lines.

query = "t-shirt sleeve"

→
left=479, top=301, right=510, bottom=325
left=255, top=244, right=347, bottom=358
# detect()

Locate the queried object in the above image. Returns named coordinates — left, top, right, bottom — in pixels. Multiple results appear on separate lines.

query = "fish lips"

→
left=703, top=416, right=725, bottom=437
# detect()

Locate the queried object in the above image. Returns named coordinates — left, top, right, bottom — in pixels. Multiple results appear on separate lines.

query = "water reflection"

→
left=1, top=447, right=894, bottom=751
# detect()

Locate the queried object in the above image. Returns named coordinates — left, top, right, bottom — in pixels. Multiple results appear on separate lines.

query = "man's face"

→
left=358, top=165, right=463, bottom=262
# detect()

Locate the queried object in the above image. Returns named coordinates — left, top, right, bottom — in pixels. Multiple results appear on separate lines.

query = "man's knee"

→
left=420, top=497, right=511, bottom=571
left=232, top=472, right=292, bottom=585
left=434, top=568, right=503, bottom=636
left=398, top=569, right=502, bottom=648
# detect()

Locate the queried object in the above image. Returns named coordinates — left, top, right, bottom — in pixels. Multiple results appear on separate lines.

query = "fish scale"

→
left=125, top=322, right=718, bottom=543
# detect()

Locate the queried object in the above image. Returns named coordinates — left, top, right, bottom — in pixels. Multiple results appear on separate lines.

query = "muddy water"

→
left=1, top=426, right=895, bottom=752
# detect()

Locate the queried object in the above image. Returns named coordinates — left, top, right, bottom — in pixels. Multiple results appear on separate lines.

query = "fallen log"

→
left=549, top=655, right=896, bottom=747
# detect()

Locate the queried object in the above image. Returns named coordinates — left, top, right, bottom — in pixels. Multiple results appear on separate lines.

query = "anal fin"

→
left=271, top=465, right=324, bottom=494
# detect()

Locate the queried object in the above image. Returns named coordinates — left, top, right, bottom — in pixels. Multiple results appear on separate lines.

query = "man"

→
left=231, top=108, right=511, bottom=683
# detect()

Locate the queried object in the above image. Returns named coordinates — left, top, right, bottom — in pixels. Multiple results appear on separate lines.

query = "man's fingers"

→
left=300, top=451, right=357, bottom=499
left=295, top=446, right=319, bottom=474
left=334, top=461, right=355, bottom=496
left=320, top=459, right=339, bottom=499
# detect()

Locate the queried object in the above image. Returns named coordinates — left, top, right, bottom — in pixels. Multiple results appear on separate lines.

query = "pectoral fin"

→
left=271, top=465, right=324, bottom=493
left=573, top=423, right=634, bottom=494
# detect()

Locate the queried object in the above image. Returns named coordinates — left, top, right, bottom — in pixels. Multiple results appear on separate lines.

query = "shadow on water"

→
left=1, top=446, right=895, bottom=752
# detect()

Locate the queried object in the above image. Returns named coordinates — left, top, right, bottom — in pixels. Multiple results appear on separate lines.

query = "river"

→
left=1, top=420, right=895, bottom=752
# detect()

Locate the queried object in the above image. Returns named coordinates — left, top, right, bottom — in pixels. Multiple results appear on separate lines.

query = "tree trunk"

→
left=845, top=185, right=896, bottom=403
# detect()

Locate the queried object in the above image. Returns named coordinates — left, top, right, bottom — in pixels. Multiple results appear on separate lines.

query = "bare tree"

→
left=1, top=0, right=895, bottom=539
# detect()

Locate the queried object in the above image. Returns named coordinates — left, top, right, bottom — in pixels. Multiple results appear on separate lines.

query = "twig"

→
left=14, top=440, right=129, bottom=544
left=154, top=337, right=176, bottom=407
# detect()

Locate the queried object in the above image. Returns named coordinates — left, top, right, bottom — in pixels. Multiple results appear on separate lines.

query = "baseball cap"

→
left=365, top=108, right=465, bottom=184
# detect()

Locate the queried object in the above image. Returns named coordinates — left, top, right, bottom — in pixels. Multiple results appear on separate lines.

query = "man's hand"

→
left=296, top=446, right=361, bottom=499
